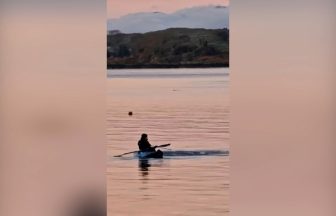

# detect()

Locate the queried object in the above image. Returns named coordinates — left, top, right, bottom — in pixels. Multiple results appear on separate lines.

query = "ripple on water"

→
left=107, top=68, right=230, bottom=216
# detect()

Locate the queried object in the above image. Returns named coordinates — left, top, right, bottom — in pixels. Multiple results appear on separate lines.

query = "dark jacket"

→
left=138, top=139, right=154, bottom=152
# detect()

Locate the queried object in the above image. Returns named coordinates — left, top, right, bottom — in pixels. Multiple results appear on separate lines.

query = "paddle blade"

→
left=157, top=144, right=171, bottom=148
left=113, top=150, right=138, bottom=157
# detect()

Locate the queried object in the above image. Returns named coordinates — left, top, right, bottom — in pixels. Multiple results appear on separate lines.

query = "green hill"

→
left=107, top=28, right=229, bottom=69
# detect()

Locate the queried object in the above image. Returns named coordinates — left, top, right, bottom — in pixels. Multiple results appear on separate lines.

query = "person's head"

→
left=141, top=133, right=148, bottom=140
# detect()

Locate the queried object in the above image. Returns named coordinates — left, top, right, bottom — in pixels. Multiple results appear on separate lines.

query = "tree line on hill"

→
left=107, top=28, right=229, bottom=69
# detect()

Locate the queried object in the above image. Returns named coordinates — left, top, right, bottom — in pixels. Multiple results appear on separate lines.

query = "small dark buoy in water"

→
left=128, top=111, right=133, bottom=116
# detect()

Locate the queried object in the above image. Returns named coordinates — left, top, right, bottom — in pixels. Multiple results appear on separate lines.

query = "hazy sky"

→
left=107, top=0, right=229, bottom=18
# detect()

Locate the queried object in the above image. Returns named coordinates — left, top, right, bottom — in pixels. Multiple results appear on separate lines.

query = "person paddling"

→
left=138, top=133, right=164, bottom=158
left=138, top=133, right=158, bottom=152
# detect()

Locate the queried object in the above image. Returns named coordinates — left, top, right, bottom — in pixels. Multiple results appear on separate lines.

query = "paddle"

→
left=114, top=144, right=171, bottom=157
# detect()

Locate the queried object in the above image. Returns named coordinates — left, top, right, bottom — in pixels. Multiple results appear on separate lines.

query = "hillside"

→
left=107, top=28, right=229, bottom=69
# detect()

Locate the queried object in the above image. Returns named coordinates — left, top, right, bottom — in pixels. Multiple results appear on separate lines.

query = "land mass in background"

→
left=107, top=28, right=229, bottom=69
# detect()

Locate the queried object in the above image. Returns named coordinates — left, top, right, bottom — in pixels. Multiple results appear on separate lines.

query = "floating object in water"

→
left=128, top=111, right=133, bottom=116
left=113, top=144, right=229, bottom=159
left=113, top=144, right=170, bottom=157
left=136, top=150, right=163, bottom=159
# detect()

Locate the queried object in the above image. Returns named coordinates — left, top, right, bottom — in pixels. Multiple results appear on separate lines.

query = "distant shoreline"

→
left=107, top=63, right=229, bottom=69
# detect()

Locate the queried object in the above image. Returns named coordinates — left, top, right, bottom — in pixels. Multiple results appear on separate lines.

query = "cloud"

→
left=107, top=5, right=229, bottom=33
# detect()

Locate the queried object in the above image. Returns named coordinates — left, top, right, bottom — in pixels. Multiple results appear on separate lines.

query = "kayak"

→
left=136, top=150, right=163, bottom=159
left=113, top=144, right=170, bottom=158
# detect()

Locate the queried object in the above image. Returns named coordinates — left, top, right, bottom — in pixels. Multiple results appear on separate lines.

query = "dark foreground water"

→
left=107, top=68, right=230, bottom=216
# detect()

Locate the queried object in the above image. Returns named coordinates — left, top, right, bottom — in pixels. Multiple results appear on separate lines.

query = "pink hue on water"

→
left=107, top=68, right=229, bottom=215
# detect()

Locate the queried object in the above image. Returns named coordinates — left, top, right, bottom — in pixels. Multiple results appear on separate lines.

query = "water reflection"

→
left=138, top=159, right=151, bottom=177
left=138, top=159, right=166, bottom=178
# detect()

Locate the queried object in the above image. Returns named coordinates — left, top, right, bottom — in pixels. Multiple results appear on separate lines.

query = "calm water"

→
left=107, top=68, right=230, bottom=216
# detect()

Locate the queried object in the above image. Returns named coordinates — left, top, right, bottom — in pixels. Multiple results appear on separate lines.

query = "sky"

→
left=107, top=0, right=230, bottom=18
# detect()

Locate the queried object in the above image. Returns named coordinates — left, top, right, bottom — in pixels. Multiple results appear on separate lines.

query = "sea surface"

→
left=107, top=68, right=230, bottom=216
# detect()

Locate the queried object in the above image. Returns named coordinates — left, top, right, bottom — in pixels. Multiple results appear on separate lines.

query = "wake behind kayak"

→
left=133, top=150, right=229, bottom=159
